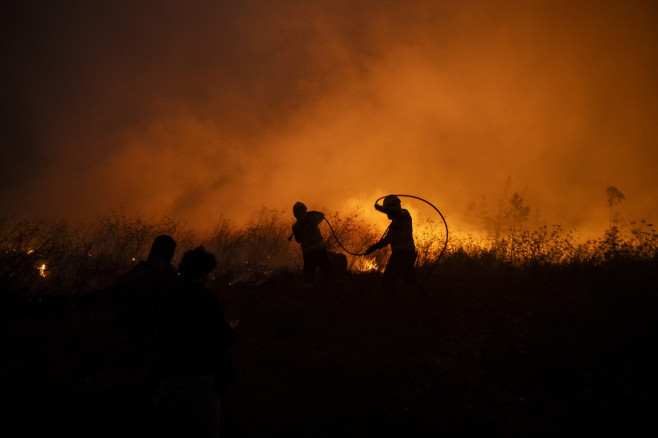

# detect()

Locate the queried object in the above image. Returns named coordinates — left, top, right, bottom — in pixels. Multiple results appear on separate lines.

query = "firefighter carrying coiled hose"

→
left=290, top=195, right=448, bottom=291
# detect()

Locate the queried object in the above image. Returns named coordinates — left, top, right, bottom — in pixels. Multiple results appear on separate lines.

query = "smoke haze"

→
left=2, top=0, right=657, bottom=236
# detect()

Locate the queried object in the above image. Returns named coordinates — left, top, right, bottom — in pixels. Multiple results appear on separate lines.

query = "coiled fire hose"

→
left=323, top=194, right=449, bottom=284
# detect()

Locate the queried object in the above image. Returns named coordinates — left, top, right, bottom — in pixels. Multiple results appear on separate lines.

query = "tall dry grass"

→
left=1, top=208, right=656, bottom=295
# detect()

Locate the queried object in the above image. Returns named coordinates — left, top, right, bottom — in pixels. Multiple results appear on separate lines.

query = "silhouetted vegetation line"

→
left=1, top=210, right=657, bottom=435
left=1, top=209, right=656, bottom=295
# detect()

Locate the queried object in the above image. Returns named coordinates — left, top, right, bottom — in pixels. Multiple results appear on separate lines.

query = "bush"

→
left=1, top=209, right=657, bottom=296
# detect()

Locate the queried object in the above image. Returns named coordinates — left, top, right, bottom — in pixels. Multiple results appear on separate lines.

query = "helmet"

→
left=382, top=195, right=401, bottom=210
left=293, top=202, right=307, bottom=215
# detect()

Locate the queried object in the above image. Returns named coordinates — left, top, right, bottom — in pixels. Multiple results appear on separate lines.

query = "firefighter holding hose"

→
left=365, top=195, right=419, bottom=293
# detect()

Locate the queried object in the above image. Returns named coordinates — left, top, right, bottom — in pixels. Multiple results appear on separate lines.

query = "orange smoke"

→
left=1, top=1, right=657, bottom=239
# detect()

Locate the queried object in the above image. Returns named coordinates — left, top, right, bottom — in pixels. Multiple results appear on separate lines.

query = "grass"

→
left=1, top=211, right=657, bottom=436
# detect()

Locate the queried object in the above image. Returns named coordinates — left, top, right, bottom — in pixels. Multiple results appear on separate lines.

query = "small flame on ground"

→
left=27, top=249, right=34, bottom=255
left=355, top=259, right=380, bottom=272
left=38, top=263, right=47, bottom=278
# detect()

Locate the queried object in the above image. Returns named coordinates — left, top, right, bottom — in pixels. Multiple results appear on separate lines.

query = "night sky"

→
left=2, top=0, right=657, bottom=236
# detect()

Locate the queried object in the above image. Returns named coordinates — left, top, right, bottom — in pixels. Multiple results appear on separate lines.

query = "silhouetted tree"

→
left=504, top=192, right=530, bottom=235
left=464, top=196, right=494, bottom=232
left=606, top=186, right=625, bottom=231
left=501, top=192, right=530, bottom=261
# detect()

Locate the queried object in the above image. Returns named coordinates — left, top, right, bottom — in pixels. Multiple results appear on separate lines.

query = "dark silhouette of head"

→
left=293, top=202, right=307, bottom=219
left=178, top=246, right=217, bottom=283
left=383, top=195, right=402, bottom=219
left=147, top=234, right=177, bottom=263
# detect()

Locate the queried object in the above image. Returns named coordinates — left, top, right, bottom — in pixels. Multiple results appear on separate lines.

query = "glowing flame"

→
left=38, top=263, right=47, bottom=278
left=27, top=249, right=34, bottom=255
left=353, top=259, right=381, bottom=273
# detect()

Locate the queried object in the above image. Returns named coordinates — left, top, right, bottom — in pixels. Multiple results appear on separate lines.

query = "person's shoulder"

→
left=164, top=263, right=178, bottom=277
left=390, top=209, right=410, bottom=219
left=133, top=260, right=154, bottom=271
left=143, top=259, right=166, bottom=272
left=117, top=261, right=152, bottom=281
left=400, top=209, right=412, bottom=222
left=308, top=211, right=324, bottom=220
left=146, top=261, right=179, bottom=281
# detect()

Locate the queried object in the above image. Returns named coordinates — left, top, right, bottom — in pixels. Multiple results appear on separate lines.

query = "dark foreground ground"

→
left=2, top=259, right=657, bottom=437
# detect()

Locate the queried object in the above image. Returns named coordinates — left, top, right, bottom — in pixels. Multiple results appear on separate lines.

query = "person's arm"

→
left=365, top=228, right=391, bottom=254
left=375, top=203, right=402, bottom=217
left=292, top=223, right=301, bottom=243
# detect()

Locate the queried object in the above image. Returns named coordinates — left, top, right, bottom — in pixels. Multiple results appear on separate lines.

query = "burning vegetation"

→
left=1, top=196, right=656, bottom=295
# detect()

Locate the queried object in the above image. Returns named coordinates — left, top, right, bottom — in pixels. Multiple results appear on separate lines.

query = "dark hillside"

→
left=2, top=259, right=657, bottom=437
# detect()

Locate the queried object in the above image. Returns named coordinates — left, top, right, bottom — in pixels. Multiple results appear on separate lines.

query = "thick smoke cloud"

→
left=2, top=0, right=657, bottom=236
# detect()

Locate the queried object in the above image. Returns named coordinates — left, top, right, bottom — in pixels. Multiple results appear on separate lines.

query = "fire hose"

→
left=292, top=194, right=449, bottom=284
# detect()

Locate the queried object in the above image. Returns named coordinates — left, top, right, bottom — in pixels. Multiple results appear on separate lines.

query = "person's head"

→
left=383, top=195, right=402, bottom=218
left=147, top=235, right=176, bottom=263
left=178, top=246, right=217, bottom=283
left=293, top=202, right=307, bottom=219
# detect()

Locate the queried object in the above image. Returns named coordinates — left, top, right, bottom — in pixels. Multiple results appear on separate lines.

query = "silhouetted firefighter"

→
left=365, top=195, right=419, bottom=292
left=291, top=202, right=337, bottom=289
left=156, top=246, right=236, bottom=438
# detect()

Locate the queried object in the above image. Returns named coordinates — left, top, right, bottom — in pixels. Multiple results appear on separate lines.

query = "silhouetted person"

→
left=291, top=202, right=337, bottom=289
left=113, top=234, right=179, bottom=408
left=155, top=246, right=236, bottom=438
left=114, top=234, right=178, bottom=333
left=365, top=195, right=419, bottom=293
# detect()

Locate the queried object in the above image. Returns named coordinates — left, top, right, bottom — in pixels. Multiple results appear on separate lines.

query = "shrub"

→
left=1, top=209, right=657, bottom=295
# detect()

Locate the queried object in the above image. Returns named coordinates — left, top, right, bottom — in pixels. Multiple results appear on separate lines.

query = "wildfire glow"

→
left=352, top=259, right=382, bottom=273
left=1, top=2, right=657, bottom=242
left=38, top=263, right=47, bottom=278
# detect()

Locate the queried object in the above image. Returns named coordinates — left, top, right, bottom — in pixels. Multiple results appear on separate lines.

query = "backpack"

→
left=112, top=262, right=162, bottom=333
